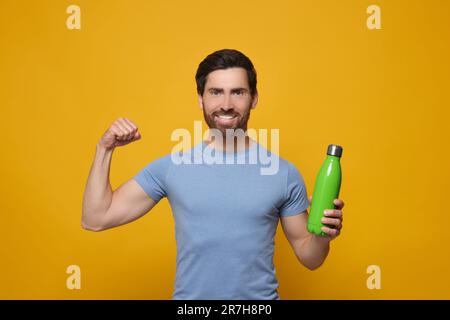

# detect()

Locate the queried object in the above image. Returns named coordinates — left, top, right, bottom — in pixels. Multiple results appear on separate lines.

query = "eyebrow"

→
left=208, top=87, right=248, bottom=93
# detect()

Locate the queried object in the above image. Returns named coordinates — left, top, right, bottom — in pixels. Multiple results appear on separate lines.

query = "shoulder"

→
left=137, top=152, right=174, bottom=181
left=273, top=153, right=305, bottom=185
left=260, top=144, right=302, bottom=178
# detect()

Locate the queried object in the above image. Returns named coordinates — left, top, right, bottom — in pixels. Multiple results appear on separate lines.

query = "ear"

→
left=250, top=92, right=258, bottom=110
left=198, top=94, right=203, bottom=109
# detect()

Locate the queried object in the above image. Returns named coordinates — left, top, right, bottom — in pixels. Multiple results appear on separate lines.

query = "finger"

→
left=321, top=226, right=340, bottom=238
left=111, top=123, right=127, bottom=140
left=109, top=125, right=121, bottom=137
left=123, top=118, right=138, bottom=131
left=333, top=198, right=345, bottom=209
left=324, top=209, right=343, bottom=220
left=117, top=118, right=132, bottom=141
left=113, top=120, right=128, bottom=135
left=321, top=217, right=342, bottom=228
left=117, top=118, right=135, bottom=140
left=126, top=119, right=140, bottom=141
left=133, top=131, right=141, bottom=141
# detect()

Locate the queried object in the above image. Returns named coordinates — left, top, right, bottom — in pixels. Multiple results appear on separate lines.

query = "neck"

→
left=204, top=130, right=252, bottom=152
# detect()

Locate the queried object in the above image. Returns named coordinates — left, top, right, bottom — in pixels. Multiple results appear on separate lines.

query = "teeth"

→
left=217, top=115, right=235, bottom=119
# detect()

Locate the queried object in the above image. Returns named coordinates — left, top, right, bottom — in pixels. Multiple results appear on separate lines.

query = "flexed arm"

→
left=82, top=118, right=157, bottom=231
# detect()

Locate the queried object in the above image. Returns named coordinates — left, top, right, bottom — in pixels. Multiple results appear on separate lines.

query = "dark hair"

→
left=195, top=49, right=257, bottom=97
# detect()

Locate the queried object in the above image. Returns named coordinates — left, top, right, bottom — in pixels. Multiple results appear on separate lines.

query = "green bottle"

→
left=307, top=144, right=343, bottom=237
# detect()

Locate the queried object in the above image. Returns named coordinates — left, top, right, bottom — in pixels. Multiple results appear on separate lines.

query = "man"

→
left=82, top=49, right=345, bottom=300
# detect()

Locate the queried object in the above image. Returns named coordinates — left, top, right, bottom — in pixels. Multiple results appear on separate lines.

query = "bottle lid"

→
left=327, top=144, right=343, bottom=157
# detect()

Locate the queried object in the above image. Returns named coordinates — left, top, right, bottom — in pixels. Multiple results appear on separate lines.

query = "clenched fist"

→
left=98, top=118, right=141, bottom=150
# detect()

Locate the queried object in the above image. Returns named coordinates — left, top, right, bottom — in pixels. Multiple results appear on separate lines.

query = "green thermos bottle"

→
left=307, top=144, right=343, bottom=237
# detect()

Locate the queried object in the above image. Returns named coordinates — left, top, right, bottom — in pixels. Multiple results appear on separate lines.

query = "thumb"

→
left=133, top=131, right=141, bottom=140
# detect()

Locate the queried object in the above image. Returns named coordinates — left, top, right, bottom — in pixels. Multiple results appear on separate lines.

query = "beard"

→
left=201, top=102, right=252, bottom=137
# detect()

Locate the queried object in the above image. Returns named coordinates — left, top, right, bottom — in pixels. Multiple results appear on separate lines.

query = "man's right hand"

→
left=98, top=118, right=141, bottom=150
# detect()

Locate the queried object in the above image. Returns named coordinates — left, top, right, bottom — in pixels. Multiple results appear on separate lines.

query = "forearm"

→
left=81, top=143, right=114, bottom=229
left=296, top=234, right=330, bottom=270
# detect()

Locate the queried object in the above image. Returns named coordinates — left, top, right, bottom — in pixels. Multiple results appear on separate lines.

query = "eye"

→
left=233, top=90, right=244, bottom=96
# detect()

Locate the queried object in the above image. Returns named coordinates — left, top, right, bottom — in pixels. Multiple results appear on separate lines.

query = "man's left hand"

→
left=309, top=196, right=345, bottom=241
left=321, top=198, right=344, bottom=240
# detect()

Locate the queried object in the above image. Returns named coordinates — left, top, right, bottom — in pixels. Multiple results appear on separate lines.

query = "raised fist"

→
left=98, top=118, right=141, bottom=150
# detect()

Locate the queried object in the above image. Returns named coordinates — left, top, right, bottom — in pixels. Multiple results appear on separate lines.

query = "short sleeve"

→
left=279, top=162, right=310, bottom=217
left=133, top=155, right=170, bottom=203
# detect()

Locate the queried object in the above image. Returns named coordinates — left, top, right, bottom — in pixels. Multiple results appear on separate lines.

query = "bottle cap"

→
left=327, top=144, right=343, bottom=157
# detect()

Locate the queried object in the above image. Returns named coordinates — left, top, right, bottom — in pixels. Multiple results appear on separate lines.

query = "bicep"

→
left=280, top=210, right=310, bottom=250
left=102, top=178, right=158, bottom=230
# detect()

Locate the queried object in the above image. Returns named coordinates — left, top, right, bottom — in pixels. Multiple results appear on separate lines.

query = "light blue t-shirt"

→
left=133, top=140, right=309, bottom=300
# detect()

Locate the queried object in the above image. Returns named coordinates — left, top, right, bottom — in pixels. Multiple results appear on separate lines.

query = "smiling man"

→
left=81, top=49, right=345, bottom=300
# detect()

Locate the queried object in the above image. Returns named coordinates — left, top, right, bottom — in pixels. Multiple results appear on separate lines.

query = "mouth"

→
left=214, top=114, right=238, bottom=126
left=216, top=114, right=237, bottom=119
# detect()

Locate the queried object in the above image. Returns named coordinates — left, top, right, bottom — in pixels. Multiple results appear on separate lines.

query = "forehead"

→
left=204, top=67, right=249, bottom=89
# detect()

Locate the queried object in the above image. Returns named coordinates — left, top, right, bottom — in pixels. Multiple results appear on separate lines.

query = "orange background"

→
left=1, top=0, right=449, bottom=299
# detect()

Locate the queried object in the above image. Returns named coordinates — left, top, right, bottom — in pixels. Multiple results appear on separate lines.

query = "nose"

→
left=221, top=94, right=233, bottom=112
